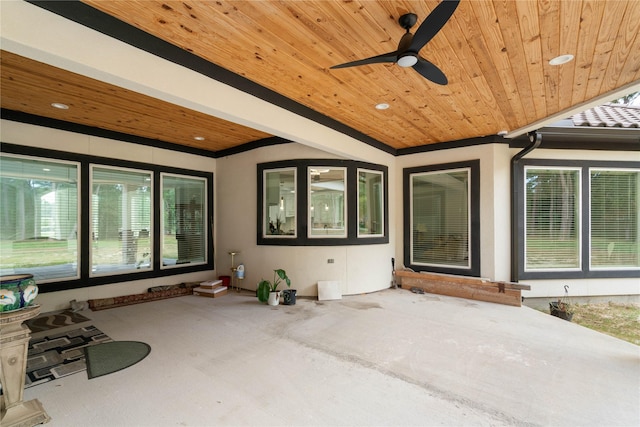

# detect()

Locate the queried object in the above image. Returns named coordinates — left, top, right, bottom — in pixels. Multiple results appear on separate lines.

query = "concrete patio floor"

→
left=24, top=288, right=640, bottom=426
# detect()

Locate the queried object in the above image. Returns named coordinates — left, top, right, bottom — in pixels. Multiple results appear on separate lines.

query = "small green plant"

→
left=257, top=269, right=291, bottom=302
left=264, top=268, right=290, bottom=292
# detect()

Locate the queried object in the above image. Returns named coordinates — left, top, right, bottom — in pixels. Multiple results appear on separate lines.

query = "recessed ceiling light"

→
left=549, top=54, right=574, bottom=66
left=497, top=130, right=508, bottom=136
left=51, top=102, right=69, bottom=110
left=193, top=136, right=205, bottom=141
left=42, top=168, right=51, bottom=172
left=375, top=103, right=390, bottom=110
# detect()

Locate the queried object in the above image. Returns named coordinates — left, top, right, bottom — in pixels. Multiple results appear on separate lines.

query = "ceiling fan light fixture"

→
left=397, top=54, right=418, bottom=68
left=549, top=54, right=574, bottom=66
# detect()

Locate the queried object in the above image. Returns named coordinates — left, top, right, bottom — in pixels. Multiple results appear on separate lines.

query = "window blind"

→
left=411, top=169, right=470, bottom=268
left=590, top=169, right=639, bottom=269
left=0, top=155, right=79, bottom=282
left=91, top=166, right=152, bottom=275
left=525, top=168, right=580, bottom=270
left=161, top=174, right=206, bottom=267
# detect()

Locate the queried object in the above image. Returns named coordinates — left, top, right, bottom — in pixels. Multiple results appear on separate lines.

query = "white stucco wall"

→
left=395, top=143, right=639, bottom=301
left=1, top=120, right=398, bottom=307
left=1, top=119, right=218, bottom=311
left=2, top=0, right=637, bottom=310
left=395, top=143, right=510, bottom=281
left=2, top=120, right=637, bottom=309
left=215, top=142, right=396, bottom=297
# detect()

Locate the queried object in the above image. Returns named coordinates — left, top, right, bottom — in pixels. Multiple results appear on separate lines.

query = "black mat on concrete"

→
left=85, top=341, right=151, bottom=379
left=25, top=309, right=91, bottom=333
left=25, top=325, right=111, bottom=389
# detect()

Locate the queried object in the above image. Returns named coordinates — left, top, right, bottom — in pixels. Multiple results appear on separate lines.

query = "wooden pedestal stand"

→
left=0, top=305, right=50, bottom=426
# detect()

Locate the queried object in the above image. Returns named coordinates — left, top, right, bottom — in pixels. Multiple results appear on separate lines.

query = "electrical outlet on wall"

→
left=327, top=259, right=334, bottom=264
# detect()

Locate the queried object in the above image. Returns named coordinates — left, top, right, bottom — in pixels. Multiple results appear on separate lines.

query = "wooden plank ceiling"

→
left=2, top=0, right=640, bottom=154
left=0, top=51, right=272, bottom=152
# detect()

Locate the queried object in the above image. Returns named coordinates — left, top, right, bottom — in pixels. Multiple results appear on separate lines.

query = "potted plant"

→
left=549, top=285, right=574, bottom=321
left=257, top=269, right=290, bottom=306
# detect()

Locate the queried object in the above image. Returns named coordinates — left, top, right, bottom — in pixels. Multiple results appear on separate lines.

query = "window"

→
left=0, top=143, right=213, bottom=291
left=0, top=155, right=79, bottom=282
left=257, top=160, right=388, bottom=245
left=517, top=160, right=639, bottom=279
left=161, top=174, right=207, bottom=267
left=404, top=161, right=480, bottom=276
left=263, top=168, right=296, bottom=238
left=358, top=169, right=384, bottom=237
left=590, top=169, right=639, bottom=269
left=90, top=166, right=152, bottom=275
left=525, top=167, right=581, bottom=271
left=309, top=167, right=346, bottom=238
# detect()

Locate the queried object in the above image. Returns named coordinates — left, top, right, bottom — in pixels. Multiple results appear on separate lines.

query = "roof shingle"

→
left=572, top=104, right=640, bottom=128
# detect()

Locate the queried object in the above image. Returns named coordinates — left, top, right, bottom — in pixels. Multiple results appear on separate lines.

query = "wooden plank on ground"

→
left=396, top=271, right=524, bottom=307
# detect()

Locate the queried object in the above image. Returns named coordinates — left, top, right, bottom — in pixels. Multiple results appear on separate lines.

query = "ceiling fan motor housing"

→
left=398, top=13, right=418, bottom=30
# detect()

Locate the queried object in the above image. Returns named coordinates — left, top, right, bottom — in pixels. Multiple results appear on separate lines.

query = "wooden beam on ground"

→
left=395, top=271, right=529, bottom=307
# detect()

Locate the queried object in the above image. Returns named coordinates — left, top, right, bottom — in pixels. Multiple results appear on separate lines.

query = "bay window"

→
left=258, top=160, right=387, bottom=245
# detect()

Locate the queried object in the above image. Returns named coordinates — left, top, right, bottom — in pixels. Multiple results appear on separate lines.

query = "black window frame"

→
left=0, top=142, right=214, bottom=293
left=257, top=159, right=388, bottom=246
left=516, top=158, right=639, bottom=280
left=403, top=160, right=481, bottom=277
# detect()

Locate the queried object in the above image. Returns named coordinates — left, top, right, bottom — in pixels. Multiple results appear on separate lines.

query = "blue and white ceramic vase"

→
left=0, top=274, right=39, bottom=313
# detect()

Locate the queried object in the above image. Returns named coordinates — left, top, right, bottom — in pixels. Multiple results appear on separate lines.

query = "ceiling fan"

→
left=330, top=0, right=460, bottom=85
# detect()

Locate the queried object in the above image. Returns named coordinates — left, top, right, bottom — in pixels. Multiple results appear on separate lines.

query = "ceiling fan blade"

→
left=413, top=57, right=448, bottom=85
left=409, top=0, right=460, bottom=52
left=330, top=51, right=397, bottom=69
